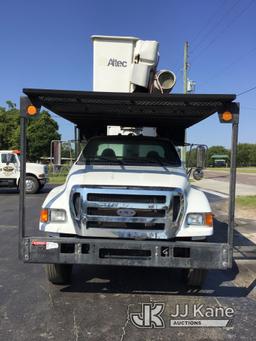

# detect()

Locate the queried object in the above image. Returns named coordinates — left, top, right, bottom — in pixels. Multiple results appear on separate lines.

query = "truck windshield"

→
left=78, top=136, right=181, bottom=166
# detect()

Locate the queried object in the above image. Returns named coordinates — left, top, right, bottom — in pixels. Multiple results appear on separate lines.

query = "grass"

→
left=49, top=175, right=68, bottom=185
left=236, top=195, right=256, bottom=208
left=48, top=165, right=70, bottom=185
left=206, top=167, right=256, bottom=173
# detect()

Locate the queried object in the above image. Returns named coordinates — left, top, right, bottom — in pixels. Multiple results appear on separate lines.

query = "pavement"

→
left=193, top=170, right=256, bottom=196
left=0, top=185, right=256, bottom=341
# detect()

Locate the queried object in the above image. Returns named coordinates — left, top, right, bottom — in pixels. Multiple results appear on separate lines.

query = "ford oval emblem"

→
left=117, top=209, right=136, bottom=217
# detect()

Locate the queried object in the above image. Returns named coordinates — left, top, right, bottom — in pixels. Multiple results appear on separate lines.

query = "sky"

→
left=0, top=0, right=256, bottom=147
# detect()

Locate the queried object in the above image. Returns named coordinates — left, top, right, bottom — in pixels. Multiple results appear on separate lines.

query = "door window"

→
left=1, top=153, right=17, bottom=164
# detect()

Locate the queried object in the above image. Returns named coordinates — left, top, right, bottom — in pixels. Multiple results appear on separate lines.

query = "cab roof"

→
left=23, top=89, right=236, bottom=145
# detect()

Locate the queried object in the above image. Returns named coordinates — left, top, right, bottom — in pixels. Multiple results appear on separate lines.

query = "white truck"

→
left=18, top=36, right=239, bottom=289
left=0, top=150, right=48, bottom=193
left=42, top=133, right=213, bottom=283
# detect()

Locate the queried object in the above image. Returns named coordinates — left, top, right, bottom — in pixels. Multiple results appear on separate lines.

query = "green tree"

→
left=27, top=111, right=61, bottom=161
left=61, top=142, right=76, bottom=161
left=0, top=103, right=60, bottom=160
left=0, top=102, right=20, bottom=149
left=207, top=145, right=230, bottom=166
left=186, top=147, right=197, bottom=167
left=6, top=100, right=16, bottom=109
left=249, top=144, right=256, bottom=166
left=237, top=143, right=256, bottom=167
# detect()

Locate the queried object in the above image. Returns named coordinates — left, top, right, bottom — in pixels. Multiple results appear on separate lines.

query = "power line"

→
left=190, top=0, right=241, bottom=55
left=201, top=45, right=256, bottom=87
left=189, top=1, right=228, bottom=48
left=191, top=0, right=255, bottom=63
left=171, top=2, right=232, bottom=71
left=237, top=85, right=256, bottom=97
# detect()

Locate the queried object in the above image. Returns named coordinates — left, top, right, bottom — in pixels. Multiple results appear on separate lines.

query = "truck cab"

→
left=41, top=135, right=213, bottom=241
left=0, top=150, right=48, bottom=194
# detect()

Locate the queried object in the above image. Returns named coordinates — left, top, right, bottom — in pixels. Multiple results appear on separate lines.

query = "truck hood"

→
left=66, top=164, right=189, bottom=191
left=26, top=162, right=46, bottom=173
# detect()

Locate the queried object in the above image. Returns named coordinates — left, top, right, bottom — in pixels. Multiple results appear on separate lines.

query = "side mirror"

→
left=196, top=145, right=207, bottom=169
left=193, top=168, right=204, bottom=181
left=192, top=145, right=207, bottom=180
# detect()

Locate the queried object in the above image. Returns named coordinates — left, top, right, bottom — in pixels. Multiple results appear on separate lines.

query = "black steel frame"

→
left=18, top=93, right=239, bottom=269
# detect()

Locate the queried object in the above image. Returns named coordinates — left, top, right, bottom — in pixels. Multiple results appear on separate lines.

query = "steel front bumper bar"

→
left=21, top=237, right=231, bottom=269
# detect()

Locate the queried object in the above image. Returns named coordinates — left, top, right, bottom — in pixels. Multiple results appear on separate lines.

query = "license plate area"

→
left=99, top=248, right=151, bottom=259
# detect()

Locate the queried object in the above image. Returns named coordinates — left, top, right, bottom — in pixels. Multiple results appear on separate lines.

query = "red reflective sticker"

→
left=31, top=241, right=47, bottom=246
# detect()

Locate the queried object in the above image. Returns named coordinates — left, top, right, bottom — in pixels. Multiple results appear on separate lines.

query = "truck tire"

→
left=183, top=268, right=207, bottom=289
left=46, top=264, right=73, bottom=285
left=25, top=176, right=39, bottom=194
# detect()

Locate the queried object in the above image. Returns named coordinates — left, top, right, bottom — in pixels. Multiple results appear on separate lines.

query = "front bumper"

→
left=21, top=237, right=231, bottom=269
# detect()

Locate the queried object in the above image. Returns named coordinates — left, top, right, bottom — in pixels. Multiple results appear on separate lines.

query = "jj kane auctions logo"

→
left=129, top=303, right=234, bottom=329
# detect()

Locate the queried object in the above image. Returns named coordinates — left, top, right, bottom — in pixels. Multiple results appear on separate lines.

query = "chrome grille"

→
left=70, top=186, right=184, bottom=237
left=87, top=221, right=165, bottom=230
left=87, top=193, right=166, bottom=203
left=87, top=207, right=166, bottom=218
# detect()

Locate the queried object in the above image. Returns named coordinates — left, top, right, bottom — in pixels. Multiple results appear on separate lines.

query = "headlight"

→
left=186, top=213, right=213, bottom=226
left=50, top=209, right=67, bottom=222
left=187, top=213, right=204, bottom=225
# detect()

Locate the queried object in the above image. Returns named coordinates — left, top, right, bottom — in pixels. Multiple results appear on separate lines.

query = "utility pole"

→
left=183, top=41, right=189, bottom=94
left=181, top=41, right=189, bottom=164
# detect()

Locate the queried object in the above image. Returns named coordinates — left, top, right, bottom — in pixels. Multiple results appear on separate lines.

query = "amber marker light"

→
left=205, top=213, right=213, bottom=227
left=40, top=209, right=49, bottom=223
left=221, top=111, right=233, bottom=122
left=27, top=105, right=37, bottom=116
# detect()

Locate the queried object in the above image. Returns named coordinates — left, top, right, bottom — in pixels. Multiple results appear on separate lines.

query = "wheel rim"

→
left=25, top=179, right=34, bottom=191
